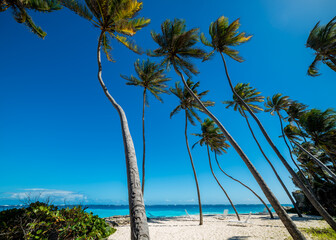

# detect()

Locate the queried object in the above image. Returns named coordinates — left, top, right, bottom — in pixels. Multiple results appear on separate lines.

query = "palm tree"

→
left=121, top=59, right=170, bottom=196
left=306, top=16, right=336, bottom=76
left=223, top=84, right=302, bottom=217
left=300, top=109, right=336, bottom=156
left=1, top=0, right=61, bottom=38
left=214, top=154, right=274, bottom=218
left=294, top=109, right=336, bottom=180
left=59, top=0, right=150, bottom=238
left=265, top=94, right=314, bottom=189
left=266, top=95, right=336, bottom=182
left=192, top=118, right=240, bottom=221
left=201, top=15, right=336, bottom=231
left=285, top=101, right=308, bottom=142
left=170, top=79, right=214, bottom=225
left=150, top=18, right=306, bottom=239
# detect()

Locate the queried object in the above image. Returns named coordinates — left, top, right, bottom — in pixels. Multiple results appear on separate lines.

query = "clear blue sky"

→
left=0, top=0, right=335, bottom=205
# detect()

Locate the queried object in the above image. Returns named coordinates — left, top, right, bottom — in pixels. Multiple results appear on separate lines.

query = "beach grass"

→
left=302, top=227, right=336, bottom=239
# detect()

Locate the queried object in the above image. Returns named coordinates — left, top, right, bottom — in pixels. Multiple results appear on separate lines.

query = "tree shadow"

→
left=227, top=237, right=250, bottom=240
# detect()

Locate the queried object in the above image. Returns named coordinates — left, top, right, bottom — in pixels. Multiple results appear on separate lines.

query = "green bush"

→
left=0, top=202, right=115, bottom=240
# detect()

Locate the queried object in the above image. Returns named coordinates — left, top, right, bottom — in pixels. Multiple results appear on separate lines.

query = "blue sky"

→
left=0, top=0, right=335, bottom=205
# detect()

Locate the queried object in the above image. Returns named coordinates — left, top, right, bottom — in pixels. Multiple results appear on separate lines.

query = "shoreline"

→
left=107, top=213, right=327, bottom=240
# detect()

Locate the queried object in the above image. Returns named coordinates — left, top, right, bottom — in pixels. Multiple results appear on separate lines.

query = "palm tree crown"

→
left=192, top=118, right=230, bottom=154
left=60, top=0, right=150, bottom=61
left=1, top=0, right=61, bottom=38
left=306, top=16, right=336, bottom=76
left=200, top=16, right=252, bottom=62
left=265, top=93, right=291, bottom=116
left=170, top=79, right=214, bottom=125
left=285, top=101, right=308, bottom=123
left=121, top=59, right=170, bottom=103
left=299, top=108, right=336, bottom=153
left=223, top=83, right=264, bottom=116
left=149, top=18, right=207, bottom=78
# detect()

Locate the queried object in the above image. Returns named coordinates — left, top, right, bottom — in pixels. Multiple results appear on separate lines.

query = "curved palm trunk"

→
left=220, top=52, right=336, bottom=231
left=242, top=111, right=302, bottom=217
left=291, top=140, right=336, bottom=181
left=97, top=32, right=149, bottom=240
left=142, top=89, right=146, bottom=195
left=207, top=146, right=240, bottom=221
left=277, top=113, right=316, bottom=193
left=214, top=153, right=273, bottom=219
left=185, top=112, right=203, bottom=225
left=174, top=67, right=306, bottom=240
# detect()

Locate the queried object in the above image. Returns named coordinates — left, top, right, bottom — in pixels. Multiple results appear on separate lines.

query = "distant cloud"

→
left=0, top=188, right=87, bottom=204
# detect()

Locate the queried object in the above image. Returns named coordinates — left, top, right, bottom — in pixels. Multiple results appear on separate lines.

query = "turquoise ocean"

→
left=0, top=204, right=292, bottom=218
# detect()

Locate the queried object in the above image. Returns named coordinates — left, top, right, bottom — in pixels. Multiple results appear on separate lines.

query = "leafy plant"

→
left=0, top=201, right=115, bottom=240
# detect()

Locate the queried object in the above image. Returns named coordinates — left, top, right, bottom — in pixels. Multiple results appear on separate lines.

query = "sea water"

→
left=0, top=204, right=292, bottom=218
left=84, top=204, right=292, bottom=218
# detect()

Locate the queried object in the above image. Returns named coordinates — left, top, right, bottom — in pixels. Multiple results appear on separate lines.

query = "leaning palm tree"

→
left=306, top=16, right=336, bottom=76
left=201, top=15, right=336, bottom=231
left=170, top=79, right=214, bottom=225
left=192, top=118, right=240, bottom=221
left=265, top=94, right=336, bottom=182
left=121, top=59, right=170, bottom=196
left=1, top=0, right=61, bottom=38
left=214, top=154, right=274, bottom=218
left=284, top=124, right=336, bottom=181
left=223, top=84, right=302, bottom=217
left=150, top=18, right=306, bottom=239
left=59, top=0, right=150, bottom=238
left=265, top=94, right=314, bottom=189
left=285, top=101, right=308, bottom=142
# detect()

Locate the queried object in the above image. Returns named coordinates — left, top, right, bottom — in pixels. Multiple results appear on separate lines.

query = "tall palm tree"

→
left=306, top=16, right=336, bottom=76
left=150, top=18, right=306, bottom=239
left=265, top=94, right=314, bottom=189
left=59, top=0, right=150, bottom=238
left=265, top=95, right=336, bottom=182
left=170, top=79, right=214, bottom=225
left=201, top=15, right=336, bottom=231
left=223, top=84, right=302, bottom=217
left=121, top=59, right=170, bottom=196
left=192, top=118, right=240, bottom=221
left=1, top=0, right=61, bottom=38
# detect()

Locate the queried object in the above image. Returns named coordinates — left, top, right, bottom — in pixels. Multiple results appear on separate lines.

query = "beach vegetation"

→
left=302, top=227, right=336, bottom=239
left=0, top=201, right=115, bottom=239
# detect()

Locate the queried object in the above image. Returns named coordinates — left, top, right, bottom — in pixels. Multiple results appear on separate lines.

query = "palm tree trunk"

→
left=220, top=52, right=336, bottom=231
left=184, top=112, right=203, bottom=225
left=241, top=111, right=302, bottom=217
left=277, top=113, right=316, bottom=194
left=174, top=66, right=306, bottom=240
left=207, top=146, right=240, bottom=221
left=214, top=153, right=273, bottom=219
left=97, top=32, right=149, bottom=240
left=142, top=89, right=146, bottom=195
left=291, top=141, right=336, bottom=181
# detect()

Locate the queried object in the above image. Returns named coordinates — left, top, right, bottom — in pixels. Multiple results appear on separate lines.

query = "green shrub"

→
left=0, top=202, right=115, bottom=240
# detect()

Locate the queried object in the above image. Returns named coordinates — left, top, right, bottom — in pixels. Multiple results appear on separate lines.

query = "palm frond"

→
left=113, top=33, right=142, bottom=54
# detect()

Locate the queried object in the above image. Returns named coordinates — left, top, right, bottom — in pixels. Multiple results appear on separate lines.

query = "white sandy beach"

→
left=108, top=214, right=328, bottom=240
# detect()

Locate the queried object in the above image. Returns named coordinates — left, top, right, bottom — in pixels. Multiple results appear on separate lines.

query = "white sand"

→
left=108, top=214, right=329, bottom=240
